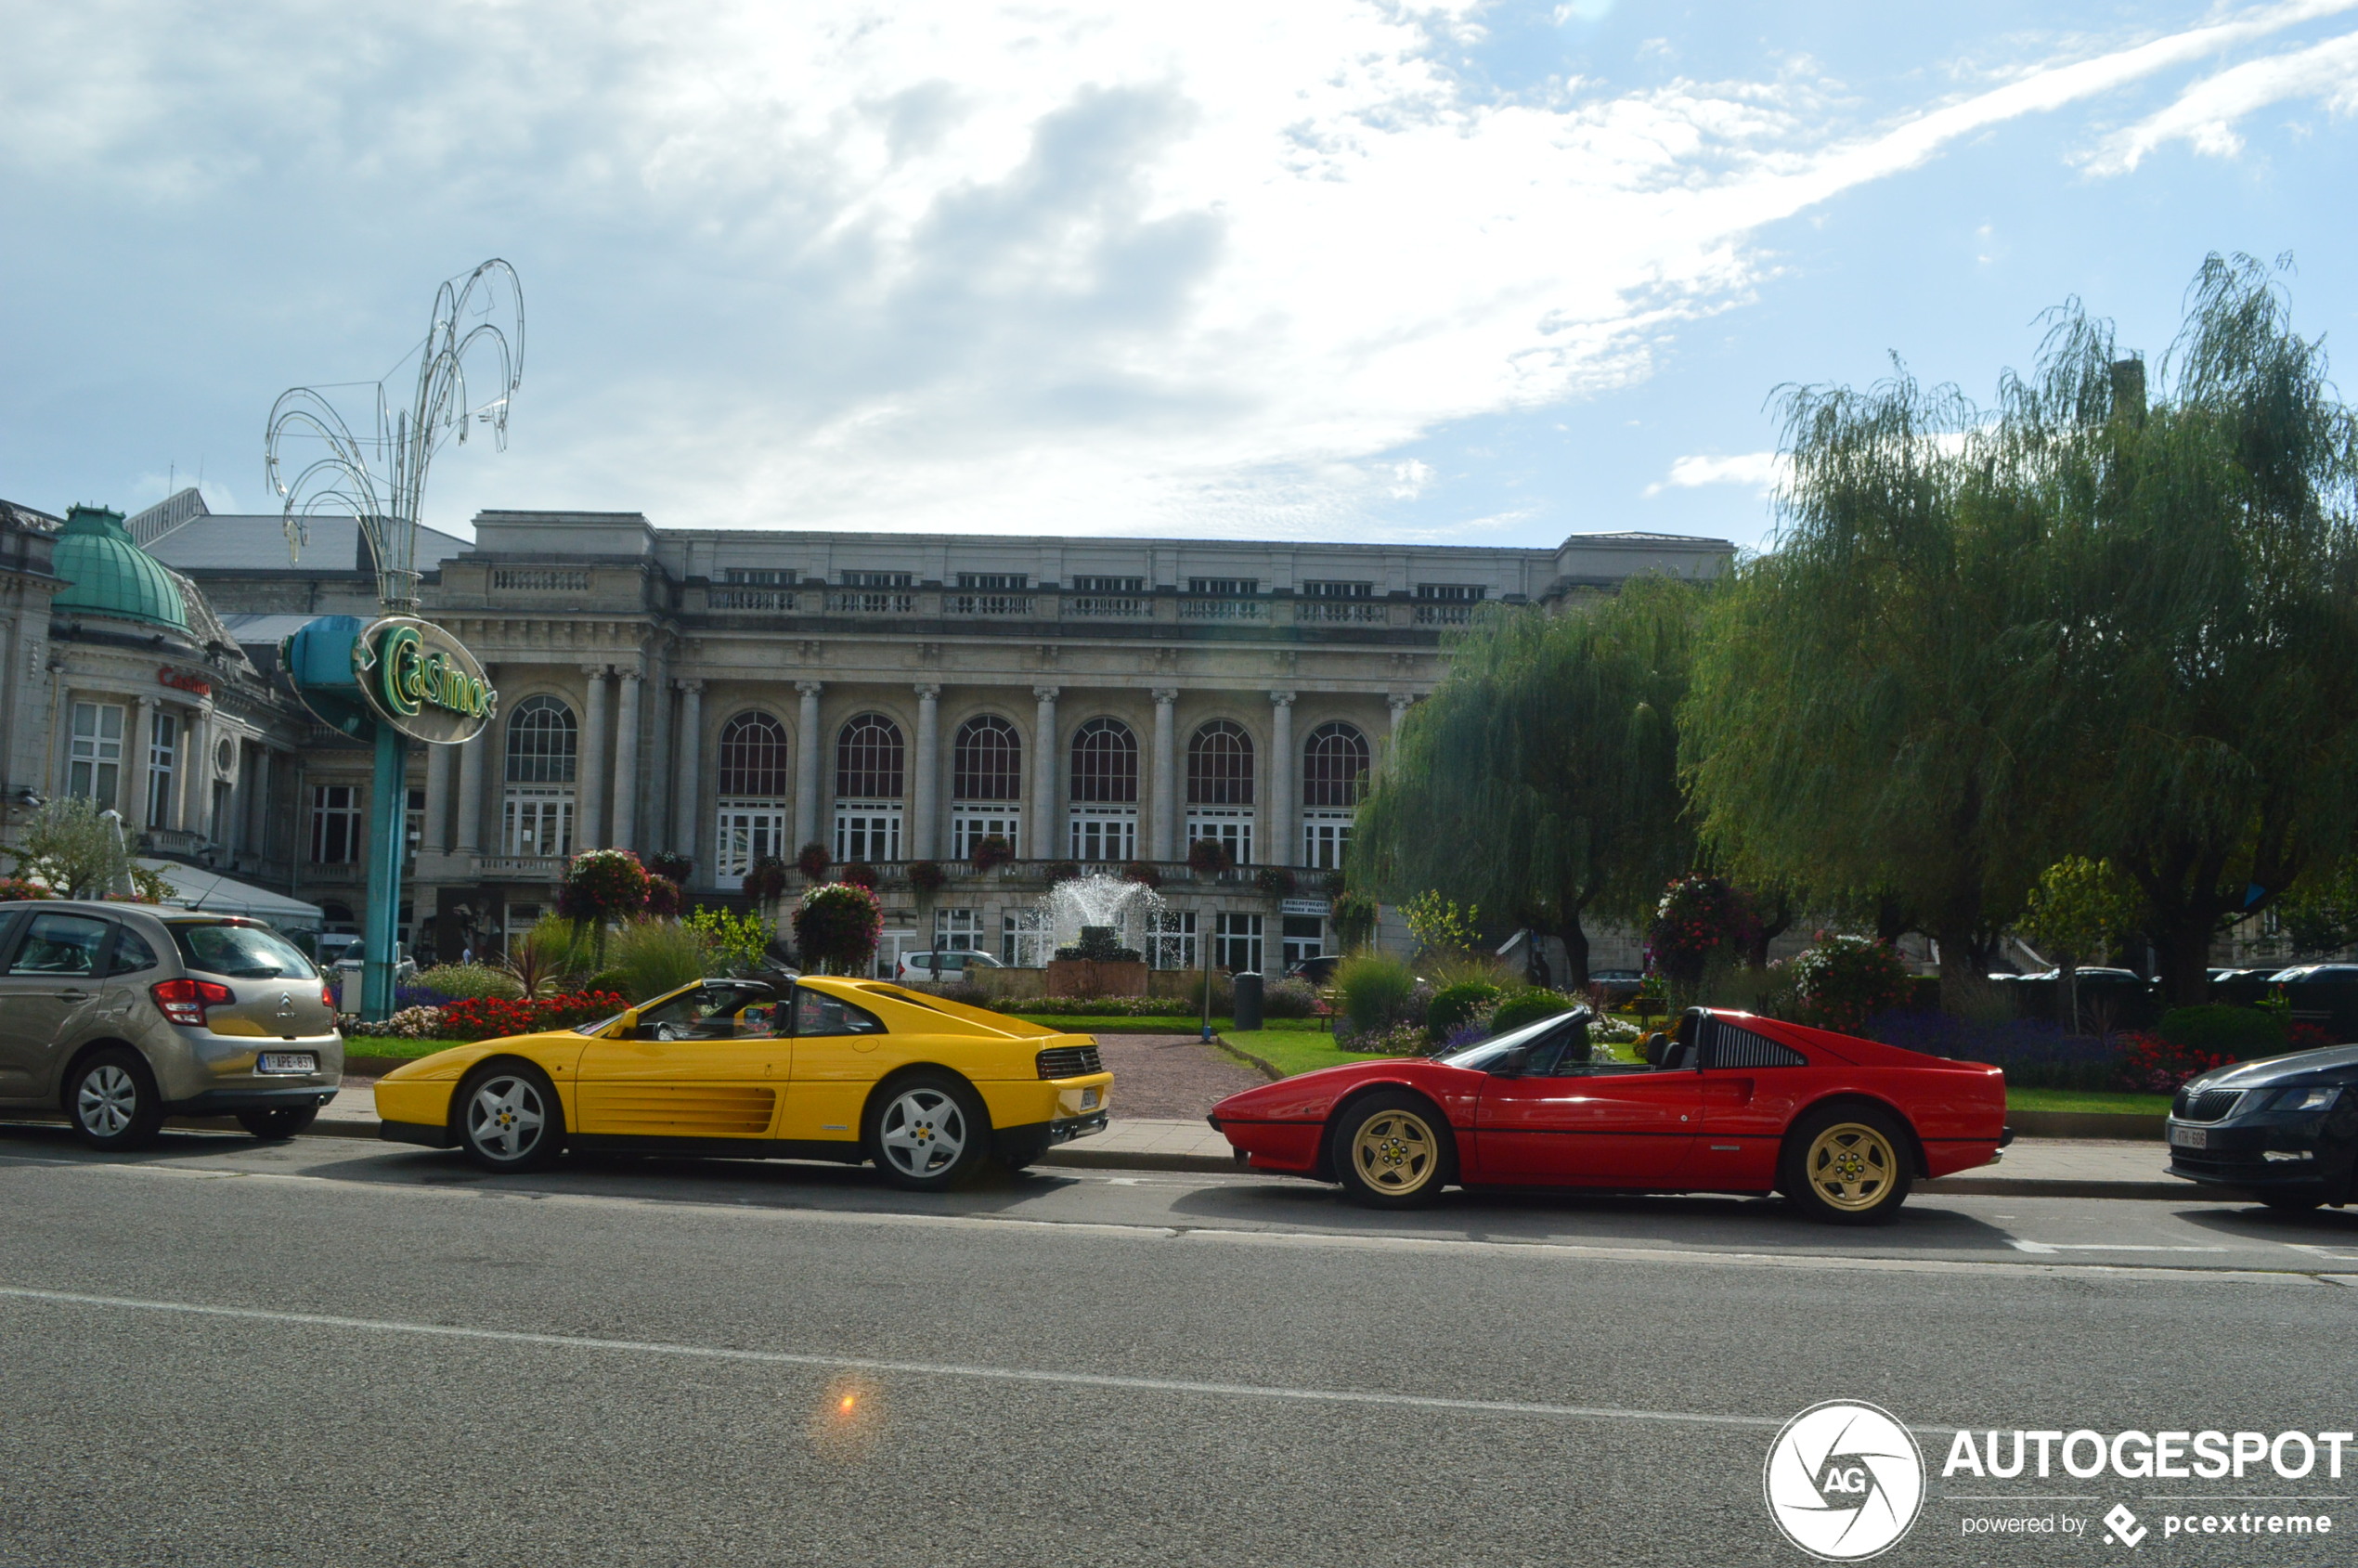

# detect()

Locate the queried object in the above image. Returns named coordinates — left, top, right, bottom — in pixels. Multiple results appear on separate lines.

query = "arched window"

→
left=717, top=712, right=790, bottom=798
left=952, top=716, right=1022, bottom=800
left=504, top=695, right=577, bottom=784
left=1187, top=719, right=1255, bottom=805
left=1069, top=718, right=1138, bottom=803
left=836, top=714, right=905, bottom=799
left=1302, top=722, right=1370, bottom=807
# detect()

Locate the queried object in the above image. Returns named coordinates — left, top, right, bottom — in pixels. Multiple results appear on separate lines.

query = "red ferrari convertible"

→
left=1207, top=1006, right=2009, bottom=1222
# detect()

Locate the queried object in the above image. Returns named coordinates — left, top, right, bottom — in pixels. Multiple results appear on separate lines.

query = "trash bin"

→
left=1232, top=970, right=1263, bottom=1031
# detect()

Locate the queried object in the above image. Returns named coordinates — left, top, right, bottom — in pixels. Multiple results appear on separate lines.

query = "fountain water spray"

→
left=1039, top=872, right=1166, bottom=956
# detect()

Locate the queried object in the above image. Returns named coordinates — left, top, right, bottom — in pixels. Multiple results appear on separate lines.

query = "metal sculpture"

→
left=265, top=259, right=524, bottom=611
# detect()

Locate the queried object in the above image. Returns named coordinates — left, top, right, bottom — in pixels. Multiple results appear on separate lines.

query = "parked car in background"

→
left=2167, top=1043, right=2358, bottom=1210
left=0, top=901, right=343, bottom=1149
left=1208, top=1004, right=2009, bottom=1222
left=895, top=950, right=1005, bottom=984
left=1585, top=968, right=1645, bottom=1007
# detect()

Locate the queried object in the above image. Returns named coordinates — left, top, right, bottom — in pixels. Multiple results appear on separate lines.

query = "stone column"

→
left=456, top=725, right=486, bottom=855
left=673, top=680, right=704, bottom=871
left=1150, top=687, right=1178, bottom=861
left=911, top=683, right=942, bottom=861
left=1266, top=692, right=1295, bottom=869
left=127, top=696, right=157, bottom=831
left=1387, top=693, right=1415, bottom=745
left=577, top=666, right=610, bottom=849
left=181, top=702, right=214, bottom=840
left=421, top=735, right=454, bottom=854
left=795, top=680, right=823, bottom=852
left=1030, top=686, right=1060, bottom=862
left=612, top=665, right=643, bottom=851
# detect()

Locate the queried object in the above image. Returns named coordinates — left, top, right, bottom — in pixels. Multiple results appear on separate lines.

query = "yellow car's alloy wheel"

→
left=1805, top=1121, right=1898, bottom=1212
left=1352, top=1107, right=1440, bottom=1196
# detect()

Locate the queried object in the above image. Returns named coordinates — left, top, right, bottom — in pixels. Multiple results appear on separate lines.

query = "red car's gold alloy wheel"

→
left=1353, top=1108, right=1439, bottom=1195
left=1806, top=1121, right=1897, bottom=1212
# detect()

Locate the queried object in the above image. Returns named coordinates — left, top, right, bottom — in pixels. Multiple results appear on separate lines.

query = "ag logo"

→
left=1764, top=1399, right=1925, bottom=1561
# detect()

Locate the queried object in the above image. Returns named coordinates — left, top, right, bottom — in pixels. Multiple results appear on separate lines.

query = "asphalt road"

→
left=3, top=1124, right=2355, bottom=1568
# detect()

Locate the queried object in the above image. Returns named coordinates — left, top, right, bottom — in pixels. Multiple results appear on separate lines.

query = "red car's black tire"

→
left=1781, top=1103, right=1913, bottom=1225
left=1331, top=1091, right=1457, bottom=1209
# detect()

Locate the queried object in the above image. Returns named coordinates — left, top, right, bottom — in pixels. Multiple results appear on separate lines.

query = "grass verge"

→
left=1014, top=1015, right=1331, bottom=1036
left=1217, top=1030, right=1407, bottom=1078
left=343, top=1037, right=470, bottom=1059
left=2006, top=1087, right=2171, bottom=1115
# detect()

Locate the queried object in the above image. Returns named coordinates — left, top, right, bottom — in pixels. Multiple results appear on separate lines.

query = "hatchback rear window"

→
left=170, top=922, right=317, bottom=980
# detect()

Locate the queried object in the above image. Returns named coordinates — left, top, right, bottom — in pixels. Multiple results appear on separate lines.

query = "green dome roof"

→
left=51, top=504, right=189, bottom=632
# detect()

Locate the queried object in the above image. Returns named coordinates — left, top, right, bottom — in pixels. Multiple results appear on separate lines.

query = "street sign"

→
left=350, top=616, right=498, bottom=745
left=1280, top=898, right=1332, bottom=916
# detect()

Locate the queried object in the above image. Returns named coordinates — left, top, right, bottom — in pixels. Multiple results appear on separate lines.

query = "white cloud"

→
left=2085, top=27, right=2358, bottom=171
left=1, top=1, right=2348, bottom=538
left=1646, top=451, right=1783, bottom=496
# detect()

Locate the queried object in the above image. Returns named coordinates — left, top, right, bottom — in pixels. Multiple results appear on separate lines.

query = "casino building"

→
left=12, top=490, right=1735, bottom=978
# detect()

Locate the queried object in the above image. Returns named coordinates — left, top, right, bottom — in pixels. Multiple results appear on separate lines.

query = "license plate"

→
left=256, top=1053, right=317, bottom=1076
left=1080, top=1088, right=1101, bottom=1110
left=2170, top=1124, right=2208, bottom=1149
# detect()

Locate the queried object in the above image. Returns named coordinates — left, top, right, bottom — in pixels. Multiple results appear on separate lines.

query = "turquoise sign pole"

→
left=362, top=723, right=408, bottom=1021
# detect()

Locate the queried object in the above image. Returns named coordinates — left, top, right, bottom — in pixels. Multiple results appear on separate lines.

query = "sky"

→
left=3, top=1, right=2356, bottom=554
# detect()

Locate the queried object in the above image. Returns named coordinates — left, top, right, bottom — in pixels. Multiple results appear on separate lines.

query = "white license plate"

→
left=1080, top=1089, right=1100, bottom=1110
left=2170, top=1125, right=2208, bottom=1149
left=256, top=1053, right=318, bottom=1076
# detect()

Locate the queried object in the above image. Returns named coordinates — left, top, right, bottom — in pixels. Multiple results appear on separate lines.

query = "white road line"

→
left=2008, top=1241, right=2235, bottom=1254
left=0, top=1282, right=1786, bottom=1431
left=7, top=1154, right=2355, bottom=1286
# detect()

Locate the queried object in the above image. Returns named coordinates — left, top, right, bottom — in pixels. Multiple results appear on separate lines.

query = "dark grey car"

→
left=0, top=901, right=343, bottom=1150
left=2166, top=1043, right=2358, bottom=1211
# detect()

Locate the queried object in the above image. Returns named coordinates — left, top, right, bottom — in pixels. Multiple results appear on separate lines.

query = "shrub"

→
left=1490, top=987, right=1577, bottom=1032
left=1121, top=861, right=1162, bottom=889
left=743, top=857, right=789, bottom=903
left=795, top=882, right=884, bottom=975
left=394, top=985, right=451, bottom=1011
left=0, top=876, right=55, bottom=901
left=1336, top=952, right=1416, bottom=1034
left=1650, top=875, right=1754, bottom=991
left=1427, top=980, right=1504, bottom=1042
left=1422, top=951, right=1513, bottom=991
left=972, top=836, right=1016, bottom=873
left=2157, top=1004, right=2287, bottom=1059
left=645, top=850, right=693, bottom=883
left=1032, top=995, right=1197, bottom=1017
left=1339, top=1021, right=1425, bottom=1055
left=1786, top=935, right=1915, bottom=1034
left=1186, top=838, right=1232, bottom=875
left=937, top=980, right=993, bottom=1008
left=352, top=1005, right=450, bottom=1040
left=603, top=916, right=715, bottom=1002
left=1262, top=978, right=1319, bottom=1018
left=1253, top=867, right=1297, bottom=900
left=412, top=963, right=523, bottom=1002
left=796, top=842, right=833, bottom=880
left=438, top=990, right=629, bottom=1042
left=501, top=914, right=593, bottom=999
left=2116, top=1030, right=2238, bottom=1094
left=643, top=875, right=683, bottom=918
left=1329, top=890, right=1378, bottom=952
left=839, top=862, right=879, bottom=889
left=1871, top=1013, right=2115, bottom=1089
left=906, top=860, right=947, bottom=894
left=683, top=905, right=771, bottom=976
left=558, top=849, right=652, bottom=926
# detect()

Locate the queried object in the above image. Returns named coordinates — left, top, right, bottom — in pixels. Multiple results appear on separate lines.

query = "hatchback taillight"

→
left=151, top=978, right=236, bottom=1027
left=320, top=983, right=337, bottom=1011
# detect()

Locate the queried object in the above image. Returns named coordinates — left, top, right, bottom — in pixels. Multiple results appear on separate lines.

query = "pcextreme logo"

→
left=1765, top=1400, right=1927, bottom=1562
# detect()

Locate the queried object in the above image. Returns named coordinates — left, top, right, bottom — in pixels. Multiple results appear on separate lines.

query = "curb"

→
left=1037, top=1146, right=1244, bottom=1174
left=1918, top=1176, right=2222, bottom=1200
left=1209, top=1035, right=1286, bottom=1082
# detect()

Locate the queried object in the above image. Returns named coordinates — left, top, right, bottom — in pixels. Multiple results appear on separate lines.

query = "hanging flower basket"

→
left=795, top=882, right=885, bottom=976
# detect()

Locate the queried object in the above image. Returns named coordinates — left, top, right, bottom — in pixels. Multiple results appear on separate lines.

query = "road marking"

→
left=0, top=1282, right=1790, bottom=1430
left=2008, top=1241, right=2235, bottom=1254
left=7, top=1153, right=2356, bottom=1286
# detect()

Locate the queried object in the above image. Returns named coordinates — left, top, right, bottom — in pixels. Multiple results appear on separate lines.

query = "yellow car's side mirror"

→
left=613, top=1007, right=641, bottom=1039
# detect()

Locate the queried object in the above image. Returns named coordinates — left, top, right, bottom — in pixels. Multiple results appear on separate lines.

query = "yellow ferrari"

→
left=374, top=976, right=1112, bottom=1188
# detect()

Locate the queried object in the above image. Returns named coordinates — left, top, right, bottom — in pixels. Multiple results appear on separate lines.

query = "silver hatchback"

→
left=0, top=901, right=343, bottom=1149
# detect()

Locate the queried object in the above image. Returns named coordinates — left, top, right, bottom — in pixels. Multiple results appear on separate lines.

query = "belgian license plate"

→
left=2170, top=1125, right=2207, bottom=1149
left=1080, top=1089, right=1101, bottom=1110
left=257, top=1053, right=317, bottom=1076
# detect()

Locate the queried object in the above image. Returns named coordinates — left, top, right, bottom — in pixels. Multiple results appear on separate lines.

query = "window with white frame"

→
left=952, top=810, right=1022, bottom=860
left=1215, top=913, right=1264, bottom=973
left=504, top=791, right=574, bottom=858
left=935, top=908, right=981, bottom=952
left=1301, top=814, right=1352, bottom=870
left=1069, top=806, right=1136, bottom=863
left=311, top=784, right=363, bottom=864
left=951, top=715, right=1022, bottom=858
left=1002, top=909, right=1053, bottom=967
left=1300, top=721, right=1368, bottom=870
left=405, top=786, right=424, bottom=864
left=67, top=701, right=124, bottom=811
left=715, top=711, right=792, bottom=887
left=146, top=710, right=177, bottom=829
left=835, top=713, right=905, bottom=863
left=835, top=809, right=902, bottom=863
left=1068, top=717, right=1138, bottom=862
left=502, top=695, right=577, bottom=858
left=1281, top=915, right=1325, bottom=971
left=1146, top=911, right=1198, bottom=970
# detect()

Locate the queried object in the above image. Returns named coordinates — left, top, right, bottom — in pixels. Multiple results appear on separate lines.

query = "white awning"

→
left=135, top=859, right=327, bottom=930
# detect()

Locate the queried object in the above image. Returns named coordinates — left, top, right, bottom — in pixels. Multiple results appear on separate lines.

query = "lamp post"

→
left=266, top=261, right=523, bottom=1021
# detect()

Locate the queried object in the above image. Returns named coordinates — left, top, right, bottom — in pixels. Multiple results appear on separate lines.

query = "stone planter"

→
left=1045, top=958, right=1148, bottom=999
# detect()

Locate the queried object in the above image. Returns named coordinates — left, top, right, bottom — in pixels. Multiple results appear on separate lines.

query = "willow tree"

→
left=1350, top=575, right=1697, bottom=988
left=2002, top=255, right=2358, bottom=1003
left=1682, top=366, right=2066, bottom=1004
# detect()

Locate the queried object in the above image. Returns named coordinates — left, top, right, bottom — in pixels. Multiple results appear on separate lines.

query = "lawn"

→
left=343, top=1037, right=469, bottom=1060
left=2005, top=1087, right=2171, bottom=1116
left=1015, top=1015, right=1331, bottom=1037
left=1216, top=1030, right=1402, bottom=1078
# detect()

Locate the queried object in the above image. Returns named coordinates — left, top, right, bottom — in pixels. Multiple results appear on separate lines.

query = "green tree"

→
left=2274, top=858, right=2358, bottom=957
left=7, top=797, right=142, bottom=899
left=2018, top=856, right=2138, bottom=1027
left=1682, top=364, right=2063, bottom=1006
left=1351, top=575, right=1698, bottom=988
left=2001, top=256, right=2358, bottom=1004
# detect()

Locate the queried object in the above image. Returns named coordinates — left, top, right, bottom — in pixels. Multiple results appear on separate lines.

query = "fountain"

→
left=1040, top=873, right=1165, bottom=998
